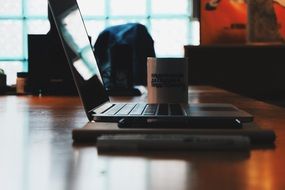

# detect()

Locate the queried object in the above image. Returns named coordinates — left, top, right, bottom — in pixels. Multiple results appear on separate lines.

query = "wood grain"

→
left=0, top=86, right=285, bottom=190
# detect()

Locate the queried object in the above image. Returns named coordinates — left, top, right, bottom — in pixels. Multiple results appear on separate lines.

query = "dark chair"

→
left=94, top=23, right=155, bottom=92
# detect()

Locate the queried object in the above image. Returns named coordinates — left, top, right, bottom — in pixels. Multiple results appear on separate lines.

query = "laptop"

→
left=48, top=0, right=253, bottom=123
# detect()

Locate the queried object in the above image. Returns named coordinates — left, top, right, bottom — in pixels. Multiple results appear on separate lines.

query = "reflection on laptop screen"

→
left=60, top=7, right=101, bottom=81
left=49, top=0, right=109, bottom=115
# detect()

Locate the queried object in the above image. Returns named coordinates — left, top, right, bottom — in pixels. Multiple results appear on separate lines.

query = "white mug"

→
left=147, top=57, right=188, bottom=104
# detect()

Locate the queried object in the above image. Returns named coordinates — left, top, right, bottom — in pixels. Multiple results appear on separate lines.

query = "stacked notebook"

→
left=72, top=122, right=276, bottom=151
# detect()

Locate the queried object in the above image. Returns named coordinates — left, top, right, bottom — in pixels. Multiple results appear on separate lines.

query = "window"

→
left=0, top=0, right=49, bottom=85
left=0, top=0, right=199, bottom=85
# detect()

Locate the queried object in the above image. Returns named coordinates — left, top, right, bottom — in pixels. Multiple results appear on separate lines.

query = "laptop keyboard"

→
left=129, top=104, right=147, bottom=115
left=104, top=103, right=184, bottom=116
left=143, top=104, right=158, bottom=115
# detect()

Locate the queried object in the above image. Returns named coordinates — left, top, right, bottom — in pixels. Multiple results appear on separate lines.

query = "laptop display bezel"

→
left=48, top=0, right=110, bottom=120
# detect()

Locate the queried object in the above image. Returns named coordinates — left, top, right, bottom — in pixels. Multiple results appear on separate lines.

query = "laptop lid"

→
left=48, top=0, right=110, bottom=119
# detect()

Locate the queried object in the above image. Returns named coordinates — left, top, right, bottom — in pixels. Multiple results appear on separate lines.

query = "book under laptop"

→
left=48, top=0, right=253, bottom=123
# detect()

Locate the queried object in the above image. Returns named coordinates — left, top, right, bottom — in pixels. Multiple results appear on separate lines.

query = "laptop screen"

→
left=48, top=0, right=109, bottom=115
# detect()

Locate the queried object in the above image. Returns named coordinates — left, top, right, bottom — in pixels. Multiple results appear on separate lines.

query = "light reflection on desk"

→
left=71, top=147, right=189, bottom=190
left=0, top=96, right=29, bottom=190
left=245, top=152, right=276, bottom=190
left=0, top=85, right=285, bottom=190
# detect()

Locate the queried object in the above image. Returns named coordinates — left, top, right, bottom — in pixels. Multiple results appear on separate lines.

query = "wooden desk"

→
left=1, top=86, right=285, bottom=190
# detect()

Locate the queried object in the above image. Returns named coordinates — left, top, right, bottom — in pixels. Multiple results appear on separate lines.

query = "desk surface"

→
left=1, top=86, right=285, bottom=190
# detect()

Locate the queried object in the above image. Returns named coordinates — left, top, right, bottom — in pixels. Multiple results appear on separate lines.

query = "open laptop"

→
left=48, top=0, right=253, bottom=123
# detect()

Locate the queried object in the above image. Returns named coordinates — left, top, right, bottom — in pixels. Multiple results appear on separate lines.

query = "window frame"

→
left=0, top=0, right=195, bottom=85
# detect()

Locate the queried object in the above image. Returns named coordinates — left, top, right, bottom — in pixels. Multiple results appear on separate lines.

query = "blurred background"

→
left=0, top=0, right=200, bottom=85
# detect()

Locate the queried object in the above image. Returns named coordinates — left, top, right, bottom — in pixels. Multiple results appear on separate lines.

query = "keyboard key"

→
left=170, top=104, right=184, bottom=115
left=105, top=104, right=125, bottom=115
left=143, top=104, right=158, bottom=115
left=116, top=104, right=136, bottom=115
left=130, top=103, right=147, bottom=115
left=157, top=104, right=168, bottom=115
